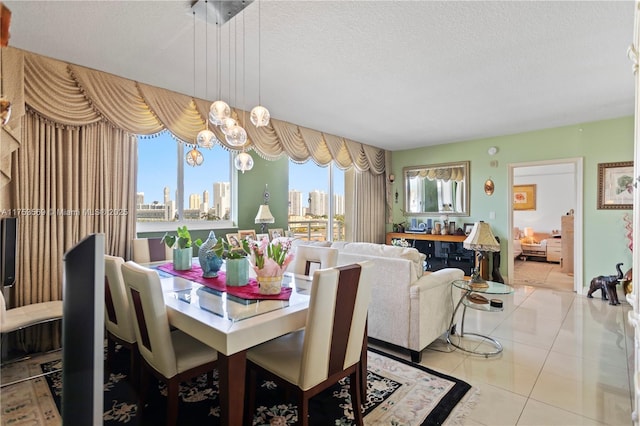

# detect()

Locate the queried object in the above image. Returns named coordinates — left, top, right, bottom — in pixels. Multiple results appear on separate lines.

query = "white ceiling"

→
left=4, top=0, right=636, bottom=151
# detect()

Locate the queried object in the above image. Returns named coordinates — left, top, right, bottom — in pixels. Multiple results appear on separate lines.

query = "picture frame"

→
left=269, top=228, right=284, bottom=240
left=598, top=161, right=634, bottom=210
left=513, top=184, right=536, bottom=211
left=226, top=233, right=241, bottom=248
left=464, top=223, right=475, bottom=236
left=448, top=221, right=456, bottom=235
left=256, top=233, right=270, bottom=242
left=238, top=229, right=257, bottom=243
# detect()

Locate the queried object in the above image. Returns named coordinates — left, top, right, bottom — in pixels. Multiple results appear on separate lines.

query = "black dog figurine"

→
left=587, top=262, right=624, bottom=305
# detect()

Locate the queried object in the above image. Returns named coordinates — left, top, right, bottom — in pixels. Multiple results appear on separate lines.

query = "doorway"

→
left=507, top=158, right=583, bottom=293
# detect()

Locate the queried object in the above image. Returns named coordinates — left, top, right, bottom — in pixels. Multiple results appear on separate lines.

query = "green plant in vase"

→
left=212, top=238, right=251, bottom=286
left=161, top=226, right=202, bottom=271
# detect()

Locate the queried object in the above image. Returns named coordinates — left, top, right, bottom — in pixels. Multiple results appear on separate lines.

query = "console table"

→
left=386, top=232, right=474, bottom=275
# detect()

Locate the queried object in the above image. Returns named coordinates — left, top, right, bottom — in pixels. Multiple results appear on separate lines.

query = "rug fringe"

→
left=444, top=386, right=479, bottom=425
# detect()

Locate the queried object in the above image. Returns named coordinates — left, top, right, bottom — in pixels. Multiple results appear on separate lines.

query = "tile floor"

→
left=374, top=283, right=634, bottom=425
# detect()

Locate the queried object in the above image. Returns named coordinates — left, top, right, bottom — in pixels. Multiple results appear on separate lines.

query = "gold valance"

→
left=0, top=47, right=386, bottom=186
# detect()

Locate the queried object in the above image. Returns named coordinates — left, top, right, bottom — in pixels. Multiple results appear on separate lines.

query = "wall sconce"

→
left=395, top=189, right=399, bottom=204
left=389, top=174, right=395, bottom=183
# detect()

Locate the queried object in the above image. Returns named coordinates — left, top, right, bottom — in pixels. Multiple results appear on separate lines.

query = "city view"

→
left=136, top=133, right=346, bottom=238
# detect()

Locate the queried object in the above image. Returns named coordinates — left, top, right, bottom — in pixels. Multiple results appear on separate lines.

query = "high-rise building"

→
left=189, top=193, right=201, bottom=210
left=308, top=190, right=328, bottom=216
left=333, top=194, right=345, bottom=215
left=202, top=190, right=209, bottom=212
left=163, top=186, right=170, bottom=205
left=288, top=190, right=303, bottom=217
left=212, top=182, right=231, bottom=219
left=136, top=192, right=144, bottom=206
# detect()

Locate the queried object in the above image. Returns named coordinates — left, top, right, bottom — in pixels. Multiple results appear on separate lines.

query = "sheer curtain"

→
left=345, top=168, right=386, bottom=243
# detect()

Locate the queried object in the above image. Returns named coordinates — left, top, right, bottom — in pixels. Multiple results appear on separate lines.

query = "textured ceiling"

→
left=4, top=0, right=636, bottom=151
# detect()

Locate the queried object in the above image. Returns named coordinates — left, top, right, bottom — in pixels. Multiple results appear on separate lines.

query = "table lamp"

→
left=255, top=185, right=275, bottom=233
left=524, top=227, right=535, bottom=244
left=463, top=221, right=501, bottom=285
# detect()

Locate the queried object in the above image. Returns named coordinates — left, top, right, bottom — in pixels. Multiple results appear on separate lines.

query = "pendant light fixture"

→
left=225, top=12, right=248, bottom=147
left=235, top=151, right=254, bottom=173
left=186, top=9, right=203, bottom=166
left=250, top=0, right=269, bottom=127
left=197, top=0, right=218, bottom=149
left=209, top=0, right=230, bottom=126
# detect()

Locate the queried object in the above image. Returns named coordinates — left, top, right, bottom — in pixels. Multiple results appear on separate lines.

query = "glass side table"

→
left=447, top=279, right=514, bottom=357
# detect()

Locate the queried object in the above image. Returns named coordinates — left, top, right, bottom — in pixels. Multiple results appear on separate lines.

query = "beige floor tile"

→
left=518, top=398, right=607, bottom=425
left=451, top=338, right=547, bottom=396
left=461, top=383, right=527, bottom=426
left=530, top=351, right=631, bottom=424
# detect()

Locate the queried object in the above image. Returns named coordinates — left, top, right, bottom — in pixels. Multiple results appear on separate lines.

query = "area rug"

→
left=1, top=346, right=473, bottom=425
left=513, top=259, right=555, bottom=284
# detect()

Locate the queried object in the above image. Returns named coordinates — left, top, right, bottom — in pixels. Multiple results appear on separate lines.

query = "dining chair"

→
left=131, top=237, right=172, bottom=263
left=120, top=261, right=218, bottom=426
left=287, top=245, right=338, bottom=277
left=0, top=290, right=63, bottom=385
left=245, top=261, right=374, bottom=426
left=104, top=255, right=139, bottom=378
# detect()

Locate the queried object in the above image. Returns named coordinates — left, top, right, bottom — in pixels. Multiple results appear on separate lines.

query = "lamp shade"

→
left=524, top=227, right=534, bottom=237
left=463, top=221, right=500, bottom=252
left=255, top=204, right=275, bottom=224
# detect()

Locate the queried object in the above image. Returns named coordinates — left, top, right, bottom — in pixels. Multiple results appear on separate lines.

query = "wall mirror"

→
left=403, top=161, right=470, bottom=216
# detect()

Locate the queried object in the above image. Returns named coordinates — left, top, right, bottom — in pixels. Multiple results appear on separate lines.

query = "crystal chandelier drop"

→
left=220, top=117, right=237, bottom=135
left=250, top=105, right=270, bottom=127
left=186, top=145, right=204, bottom=167
left=197, top=129, right=216, bottom=149
left=235, top=151, right=254, bottom=173
left=225, top=125, right=247, bottom=147
left=209, top=100, right=231, bottom=125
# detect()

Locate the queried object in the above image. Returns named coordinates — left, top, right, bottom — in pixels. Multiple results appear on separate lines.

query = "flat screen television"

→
left=62, top=233, right=104, bottom=425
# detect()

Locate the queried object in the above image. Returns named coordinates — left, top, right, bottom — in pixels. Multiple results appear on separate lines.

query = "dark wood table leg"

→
left=218, top=351, right=247, bottom=426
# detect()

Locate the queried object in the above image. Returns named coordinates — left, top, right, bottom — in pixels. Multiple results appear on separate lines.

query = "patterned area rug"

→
left=1, top=346, right=473, bottom=425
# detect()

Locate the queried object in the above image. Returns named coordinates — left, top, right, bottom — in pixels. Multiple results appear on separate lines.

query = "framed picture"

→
left=448, top=221, right=456, bottom=235
left=464, top=223, right=475, bottom=236
left=513, top=184, right=536, bottom=211
left=598, top=161, right=634, bottom=210
left=238, top=229, right=257, bottom=243
left=256, top=233, right=270, bottom=242
left=269, top=228, right=284, bottom=240
left=226, top=233, right=241, bottom=248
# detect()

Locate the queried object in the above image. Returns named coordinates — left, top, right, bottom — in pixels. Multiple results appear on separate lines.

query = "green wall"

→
left=390, top=116, right=634, bottom=287
left=237, top=155, right=290, bottom=232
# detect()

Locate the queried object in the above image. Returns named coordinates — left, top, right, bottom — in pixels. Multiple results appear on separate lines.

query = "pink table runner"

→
left=157, top=262, right=292, bottom=301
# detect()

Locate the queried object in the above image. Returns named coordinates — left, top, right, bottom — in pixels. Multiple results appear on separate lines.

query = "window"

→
left=136, top=131, right=232, bottom=232
left=288, top=160, right=346, bottom=241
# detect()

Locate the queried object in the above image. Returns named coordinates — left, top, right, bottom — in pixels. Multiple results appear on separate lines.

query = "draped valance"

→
left=0, top=47, right=386, bottom=187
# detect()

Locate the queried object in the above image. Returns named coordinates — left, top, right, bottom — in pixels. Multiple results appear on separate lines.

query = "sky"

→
left=137, top=131, right=343, bottom=206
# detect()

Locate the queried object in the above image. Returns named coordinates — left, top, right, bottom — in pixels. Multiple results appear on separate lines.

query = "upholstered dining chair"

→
left=104, top=255, right=138, bottom=377
left=131, top=237, right=173, bottom=263
left=287, top=245, right=338, bottom=277
left=245, top=261, right=374, bottom=426
left=120, top=261, right=218, bottom=426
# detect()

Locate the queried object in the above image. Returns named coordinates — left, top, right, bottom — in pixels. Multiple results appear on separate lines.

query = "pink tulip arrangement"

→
left=248, top=237, right=294, bottom=277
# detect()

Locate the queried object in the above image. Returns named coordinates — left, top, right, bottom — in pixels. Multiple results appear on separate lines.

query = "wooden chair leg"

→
left=166, top=379, right=180, bottom=426
left=138, top=366, right=149, bottom=421
left=106, top=337, right=116, bottom=370
left=130, top=345, right=140, bottom=389
left=299, top=391, right=309, bottom=426
left=350, top=368, right=364, bottom=425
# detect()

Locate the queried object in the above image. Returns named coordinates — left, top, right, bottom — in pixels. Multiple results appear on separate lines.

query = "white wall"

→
left=514, top=163, right=575, bottom=234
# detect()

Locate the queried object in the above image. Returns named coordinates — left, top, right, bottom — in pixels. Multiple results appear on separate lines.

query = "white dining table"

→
left=156, top=267, right=312, bottom=426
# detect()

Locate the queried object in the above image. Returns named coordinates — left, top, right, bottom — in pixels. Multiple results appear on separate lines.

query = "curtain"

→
left=0, top=46, right=388, bottom=309
left=345, top=168, right=386, bottom=243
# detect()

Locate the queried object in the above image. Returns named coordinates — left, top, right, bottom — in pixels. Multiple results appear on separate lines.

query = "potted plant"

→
left=247, top=237, right=294, bottom=294
left=212, top=237, right=251, bottom=286
left=161, top=226, right=202, bottom=271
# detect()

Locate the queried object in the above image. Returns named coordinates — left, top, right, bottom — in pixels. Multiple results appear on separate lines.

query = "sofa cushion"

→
left=332, top=242, right=425, bottom=278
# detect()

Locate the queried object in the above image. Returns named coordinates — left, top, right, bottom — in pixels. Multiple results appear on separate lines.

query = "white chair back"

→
left=299, top=261, right=373, bottom=390
left=132, top=238, right=172, bottom=263
left=288, top=246, right=338, bottom=276
left=104, top=255, right=136, bottom=344
left=121, top=261, right=178, bottom=378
